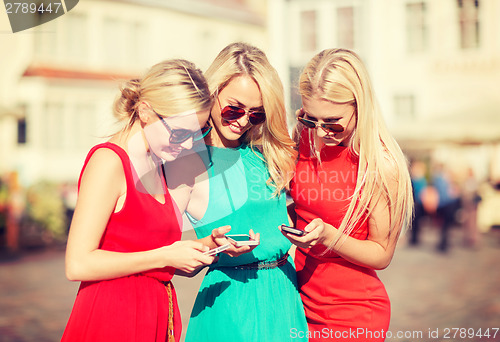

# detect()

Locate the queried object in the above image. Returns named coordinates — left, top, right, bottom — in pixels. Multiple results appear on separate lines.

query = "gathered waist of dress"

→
left=139, top=264, right=175, bottom=281
left=217, top=253, right=289, bottom=270
left=79, top=273, right=174, bottom=292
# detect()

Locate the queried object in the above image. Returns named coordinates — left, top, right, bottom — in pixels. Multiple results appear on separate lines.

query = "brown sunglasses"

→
left=297, top=108, right=345, bottom=133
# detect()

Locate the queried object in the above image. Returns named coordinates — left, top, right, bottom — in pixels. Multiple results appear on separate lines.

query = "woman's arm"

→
left=282, top=166, right=402, bottom=270
left=65, top=149, right=214, bottom=282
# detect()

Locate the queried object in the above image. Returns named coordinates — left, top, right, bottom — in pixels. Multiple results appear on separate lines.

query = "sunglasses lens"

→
left=298, top=117, right=316, bottom=129
left=170, top=130, right=192, bottom=144
left=249, top=112, right=266, bottom=125
left=323, top=124, right=344, bottom=133
left=193, top=125, right=212, bottom=141
left=221, top=106, right=245, bottom=121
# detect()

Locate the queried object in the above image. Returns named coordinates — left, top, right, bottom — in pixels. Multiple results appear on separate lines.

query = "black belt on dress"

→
left=220, top=253, right=289, bottom=270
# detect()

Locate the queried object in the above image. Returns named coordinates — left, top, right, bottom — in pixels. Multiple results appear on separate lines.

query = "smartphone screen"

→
left=225, top=234, right=259, bottom=247
left=227, top=235, right=251, bottom=242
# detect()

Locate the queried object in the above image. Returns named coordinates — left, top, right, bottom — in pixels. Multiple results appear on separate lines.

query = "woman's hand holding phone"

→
left=164, top=240, right=215, bottom=276
left=211, top=228, right=260, bottom=257
left=228, top=229, right=260, bottom=257
left=280, top=218, right=327, bottom=249
left=210, top=225, right=232, bottom=248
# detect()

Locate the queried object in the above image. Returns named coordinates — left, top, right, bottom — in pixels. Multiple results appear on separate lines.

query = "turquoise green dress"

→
left=185, top=144, right=308, bottom=341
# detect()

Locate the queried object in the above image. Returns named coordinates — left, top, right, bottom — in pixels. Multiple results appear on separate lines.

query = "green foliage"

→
left=25, top=181, right=67, bottom=240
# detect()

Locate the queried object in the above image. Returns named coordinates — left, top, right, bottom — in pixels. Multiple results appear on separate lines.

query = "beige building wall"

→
left=270, top=0, right=500, bottom=179
left=0, top=0, right=267, bottom=186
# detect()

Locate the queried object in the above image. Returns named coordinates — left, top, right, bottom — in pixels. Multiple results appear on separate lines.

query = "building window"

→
left=457, top=0, right=480, bottom=49
left=17, top=118, right=26, bottom=144
left=406, top=2, right=427, bottom=52
left=34, top=20, right=57, bottom=60
left=64, top=13, right=88, bottom=63
left=129, top=22, right=146, bottom=65
left=34, top=12, right=88, bottom=64
left=337, top=7, right=355, bottom=49
left=104, top=18, right=145, bottom=68
left=301, top=10, right=317, bottom=53
left=394, top=95, right=415, bottom=120
left=43, top=103, right=65, bottom=151
left=73, top=104, right=96, bottom=150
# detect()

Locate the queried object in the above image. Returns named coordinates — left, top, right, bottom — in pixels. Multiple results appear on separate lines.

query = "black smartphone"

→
left=280, top=224, right=306, bottom=236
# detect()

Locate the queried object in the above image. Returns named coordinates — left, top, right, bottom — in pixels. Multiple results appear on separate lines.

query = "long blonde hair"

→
left=299, top=48, right=413, bottom=242
left=204, top=42, right=297, bottom=194
left=113, top=59, right=212, bottom=129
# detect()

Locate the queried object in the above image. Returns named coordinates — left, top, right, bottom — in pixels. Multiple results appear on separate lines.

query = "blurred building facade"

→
left=0, top=0, right=267, bottom=186
left=1, top=0, right=500, bottom=247
left=271, top=0, right=500, bottom=183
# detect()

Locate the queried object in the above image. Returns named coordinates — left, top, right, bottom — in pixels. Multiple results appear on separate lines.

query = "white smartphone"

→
left=203, top=243, right=231, bottom=256
left=225, top=234, right=260, bottom=247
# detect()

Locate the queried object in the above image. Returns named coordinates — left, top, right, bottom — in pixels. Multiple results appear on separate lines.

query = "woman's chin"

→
left=219, top=126, right=247, bottom=144
left=322, top=139, right=341, bottom=146
left=156, top=149, right=182, bottom=161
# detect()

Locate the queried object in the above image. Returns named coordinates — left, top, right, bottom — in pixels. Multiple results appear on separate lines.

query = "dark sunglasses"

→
left=217, top=97, right=266, bottom=126
left=297, top=108, right=345, bottom=133
left=154, top=111, right=212, bottom=144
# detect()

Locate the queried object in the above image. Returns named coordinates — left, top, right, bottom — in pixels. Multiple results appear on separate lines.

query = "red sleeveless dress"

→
left=61, top=142, right=182, bottom=342
left=290, top=132, right=390, bottom=342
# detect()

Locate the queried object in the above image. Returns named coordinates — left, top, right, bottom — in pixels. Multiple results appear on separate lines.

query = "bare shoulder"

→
left=80, top=147, right=125, bottom=194
left=85, top=147, right=124, bottom=176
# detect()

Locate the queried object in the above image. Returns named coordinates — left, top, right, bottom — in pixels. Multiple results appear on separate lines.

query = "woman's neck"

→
left=114, top=123, right=164, bottom=196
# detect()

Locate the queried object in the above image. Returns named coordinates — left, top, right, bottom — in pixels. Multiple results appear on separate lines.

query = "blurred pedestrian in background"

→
left=409, top=160, right=428, bottom=246
left=432, top=164, right=461, bottom=253
left=461, top=167, right=481, bottom=248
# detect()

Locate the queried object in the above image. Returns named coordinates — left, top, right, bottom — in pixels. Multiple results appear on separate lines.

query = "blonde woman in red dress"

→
left=282, top=49, right=413, bottom=342
left=61, top=59, right=216, bottom=342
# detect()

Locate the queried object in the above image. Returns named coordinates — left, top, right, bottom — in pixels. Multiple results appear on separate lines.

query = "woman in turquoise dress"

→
left=166, top=43, right=308, bottom=341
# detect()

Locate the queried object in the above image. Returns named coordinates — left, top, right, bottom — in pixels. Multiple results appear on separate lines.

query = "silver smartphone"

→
left=203, top=243, right=231, bottom=256
left=225, top=234, right=260, bottom=247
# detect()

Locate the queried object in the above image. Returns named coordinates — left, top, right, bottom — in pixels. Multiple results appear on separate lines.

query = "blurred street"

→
left=0, top=224, right=499, bottom=342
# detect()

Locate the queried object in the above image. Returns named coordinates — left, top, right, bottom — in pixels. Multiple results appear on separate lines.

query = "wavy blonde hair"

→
left=299, top=48, right=413, bottom=242
left=113, top=59, right=212, bottom=129
left=204, top=42, right=297, bottom=194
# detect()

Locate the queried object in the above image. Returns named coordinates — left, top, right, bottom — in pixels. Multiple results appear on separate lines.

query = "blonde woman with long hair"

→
left=61, top=59, right=216, bottom=342
left=281, top=49, right=413, bottom=342
left=166, top=42, right=307, bottom=341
